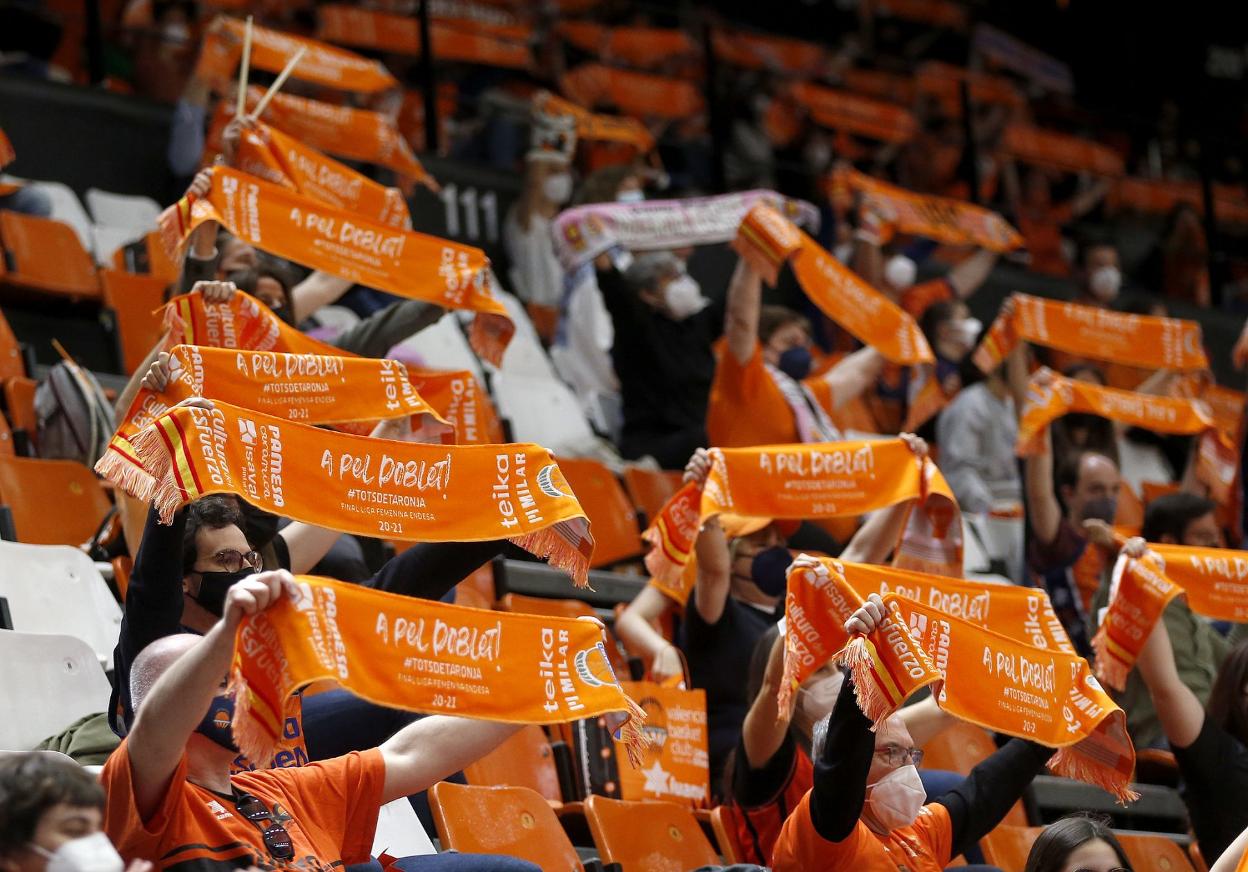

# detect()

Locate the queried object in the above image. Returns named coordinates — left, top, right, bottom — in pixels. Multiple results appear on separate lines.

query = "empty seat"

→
left=2, top=375, right=37, bottom=449
left=978, top=824, right=1043, bottom=872
left=100, top=268, right=167, bottom=373
left=556, top=457, right=642, bottom=568
left=92, top=225, right=143, bottom=268
left=584, top=794, right=720, bottom=872
left=0, top=540, right=123, bottom=665
left=1118, top=833, right=1196, bottom=872
left=0, top=309, right=25, bottom=380
left=9, top=179, right=94, bottom=253
left=429, top=782, right=586, bottom=872
left=0, top=211, right=100, bottom=299
left=483, top=287, right=560, bottom=381
left=85, top=188, right=162, bottom=234
left=621, top=467, right=684, bottom=523
left=491, top=370, right=601, bottom=456
left=0, top=456, right=112, bottom=545
left=463, top=723, right=564, bottom=803
left=392, top=311, right=485, bottom=384
left=0, top=630, right=112, bottom=750
left=921, top=721, right=1028, bottom=826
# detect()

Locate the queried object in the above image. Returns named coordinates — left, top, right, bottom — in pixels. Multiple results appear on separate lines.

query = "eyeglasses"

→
left=206, top=549, right=262, bottom=573
left=233, top=790, right=294, bottom=861
left=874, top=744, right=924, bottom=768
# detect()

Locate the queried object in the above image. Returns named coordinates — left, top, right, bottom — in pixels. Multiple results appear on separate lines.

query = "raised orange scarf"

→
left=1002, top=124, right=1124, bottom=177
left=973, top=292, right=1209, bottom=374
left=559, top=64, right=705, bottom=120
left=734, top=203, right=934, bottom=366
left=404, top=366, right=506, bottom=445
left=105, top=400, right=595, bottom=585
left=914, top=61, right=1023, bottom=117
left=1094, top=544, right=1248, bottom=690
left=235, top=120, right=411, bottom=228
left=98, top=343, right=447, bottom=494
left=209, top=89, right=434, bottom=192
left=782, top=557, right=1136, bottom=801
left=231, top=575, right=644, bottom=768
left=641, top=439, right=961, bottom=598
left=316, top=4, right=533, bottom=71
left=534, top=91, right=655, bottom=154
left=160, top=166, right=513, bottom=364
left=556, top=22, right=699, bottom=70
left=710, top=28, right=827, bottom=76
left=789, top=81, right=918, bottom=144
left=195, top=15, right=399, bottom=93
left=1113, top=177, right=1248, bottom=226
left=832, top=167, right=1023, bottom=252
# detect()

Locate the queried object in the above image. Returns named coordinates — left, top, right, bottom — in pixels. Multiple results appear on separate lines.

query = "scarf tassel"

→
left=94, top=443, right=159, bottom=504
left=1049, top=745, right=1139, bottom=806
left=837, top=635, right=893, bottom=730
left=128, top=421, right=187, bottom=523
left=1090, top=626, right=1131, bottom=694
left=229, top=666, right=285, bottom=770
left=507, top=526, right=592, bottom=589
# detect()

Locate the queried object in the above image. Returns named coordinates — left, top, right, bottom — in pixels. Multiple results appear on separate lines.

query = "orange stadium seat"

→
left=556, top=457, right=642, bottom=567
left=463, top=723, right=564, bottom=803
left=978, top=824, right=1043, bottom=872
left=706, top=803, right=745, bottom=863
left=1118, top=833, right=1196, bottom=872
left=2, top=375, right=37, bottom=449
left=584, top=795, right=720, bottom=872
left=0, top=211, right=100, bottom=299
left=0, top=309, right=25, bottom=380
left=0, top=455, right=112, bottom=545
left=922, top=721, right=1029, bottom=827
left=429, top=782, right=587, bottom=872
left=100, top=268, right=168, bottom=373
left=0, top=410, right=12, bottom=457
left=621, top=467, right=684, bottom=524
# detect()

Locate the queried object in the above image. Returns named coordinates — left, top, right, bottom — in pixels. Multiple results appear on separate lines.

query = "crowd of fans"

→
left=5, top=2, right=1248, bottom=872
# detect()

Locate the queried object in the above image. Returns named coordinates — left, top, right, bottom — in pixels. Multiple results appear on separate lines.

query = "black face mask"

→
left=189, top=568, right=255, bottom=616
left=777, top=346, right=813, bottom=381
left=270, top=305, right=295, bottom=326
left=750, top=546, right=793, bottom=597
left=195, top=693, right=239, bottom=752
left=1079, top=496, right=1118, bottom=524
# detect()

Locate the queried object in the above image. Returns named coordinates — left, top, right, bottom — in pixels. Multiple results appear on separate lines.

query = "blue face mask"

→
left=750, top=546, right=793, bottom=597
left=778, top=346, right=813, bottom=381
left=195, top=693, right=239, bottom=752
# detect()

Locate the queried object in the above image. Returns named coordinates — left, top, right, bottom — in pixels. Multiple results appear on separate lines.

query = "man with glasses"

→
left=771, top=594, right=1054, bottom=872
left=103, top=570, right=539, bottom=872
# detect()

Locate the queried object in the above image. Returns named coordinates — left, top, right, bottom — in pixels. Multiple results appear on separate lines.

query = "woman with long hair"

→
left=1023, top=814, right=1133, bottom=872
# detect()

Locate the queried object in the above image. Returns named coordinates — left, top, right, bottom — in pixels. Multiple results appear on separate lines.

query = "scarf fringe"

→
left=508, top=525, right=592, bottom=589
left=229, top=667, right=284, bottom=772
left=129, top=422, right=184, bottom=523
left=614, top=692, right=651, bottom=769
left=469, top=312, right=511, bottom=368
left=1090, top=626, right=1130, bottom=693
left=775, top=635, right=802, bottom=721
left=838, top=636, right=893, bottom=729
left=1049, top=745, right=1139, bottom=805
left=94, top=444, right=158, bottom=503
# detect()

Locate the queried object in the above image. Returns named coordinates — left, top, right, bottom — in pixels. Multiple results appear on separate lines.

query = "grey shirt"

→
left=935, top=381, right=1021, bottom=513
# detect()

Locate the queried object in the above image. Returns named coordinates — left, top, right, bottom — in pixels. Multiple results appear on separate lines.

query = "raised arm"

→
left=938, top=737, right=1052, bottom=859
left=724, top=258, right=762, bottom=366
left=946, top=249, right=998, bottom=301
left=1211, top=823, right=1248, bottom=872
left=1023, top=422, right=1062, bottom=546
left=1135, top=602, right=1206, bottom=749
left=290, top=271, right=354, bottom=325
left=822, top=346, right=886, bottom=412
left=614, top=585, right=683, bottom=684
left=741, top=631, right=794, bottom=769
left=379, top=716, right=523, bottom=804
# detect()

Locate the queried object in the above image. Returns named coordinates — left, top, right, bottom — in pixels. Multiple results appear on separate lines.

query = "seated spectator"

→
left=1091, top=493, right=1244, bottom=750
left=103, top=571, right=538, bottom=872
left=0, top=752, right=143, bottom=872
left=1023, top=813, right=1133, bottom=872
left=706, top=257, right=883, bottom=448
left=935, top=358, right=1020, bottom=514
left=771, top=593, right=1053, bottom=872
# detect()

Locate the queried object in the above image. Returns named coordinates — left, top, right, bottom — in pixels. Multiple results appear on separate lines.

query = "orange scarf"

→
left=316, top=4, right=533, bottom=71
left=914, top=61, right=1023, bottom=116
left=98, top=343, right=447, bottom=494
left=641, top=439, right=962, bottom=598
left=534, top=91, right=655, bottom=153
left=832, top=167, right=1023, bottom=252
left=209, top=89, right=434, bottom=192
left=560, top=64, right=705, bottom=120
left=556, top=22, right=698, bottom=70
left=231, top=575, right=644, bottom=768
left=1113, top=177, right=1248, bottom=227
left=734, top=204, right=934, bottom=366
left=973, top=292, right=1209, bottom=374
left=235, top=120, right=411, bottom=228
left=789, top=81, right=918, bottom=144
left=782, top=557, right=1137, bottom=801
left=1094, top=544, right=1248, bottom=690
left=1002, top=125, right=1124, bottom=177
left=0, top=128, right=18, bottom=197
left=195, top=15, right=399, bottom=93
left=710, top=29, right=828, bottom=77
left=404, top=366, right=506, bottom=446
left=160, top=166, right=513, bottom=365
left=106, top=400, right=595, bottom=585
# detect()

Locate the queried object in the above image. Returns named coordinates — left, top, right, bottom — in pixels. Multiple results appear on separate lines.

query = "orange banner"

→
left=534, top=91, right=654, bottom=153
left=734, top=204, right=934, bottom=365
left=790, top=81, right=918, bottom=144
left=160, top=166, right=512, bottom=364
left=1002, top=124, right=1125, bottom=177
left=710, top=29, right=827, bottom=77
left=614, top=680, right=709, bottom=807
left=1112, top=177, right=1248, bottom=227
left=196, top=15, right=399, bottom=93
left=560, top=64, right=705, bottom=120
left=557, top=22, right=698, bottom=70
left=231, top=575, right=643, bottom=769
left=841, top=68, right=915, bottom=107
left=973, top=292, right=1209, bottom=374
left=915, top=61, right=1023, bottom=116
left=235, top=120, right=411, bottom=228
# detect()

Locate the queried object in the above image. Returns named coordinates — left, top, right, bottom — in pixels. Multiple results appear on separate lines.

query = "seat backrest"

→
left=708, top=804, right=745, bottom=864
left=922, top=721, right=1028, bottom=827
left=621, top=467, right=683, bottom=522
left=978, top=824, right=1044, bottom=872
left=2, top=375, right=36, bottom=435
left=490, top=370, right=599, bottom=456
left=92, top=225, right=142, bottom=268
left=0, top=456, right=112, bottom=545
left=0, top=540, right=123, bottom=663
left=556, top=457, right=642, bottom=567
left=100, top=268, right=168, bottom=373
left=584, top=794, right=720, bottom=872
left=144, top=231, right=180, bottom=282
left=0, top=630, right=112, bottom=750
left=463, top=723, right=563, bottom=802
left=0, top=309, right=24, bottom=381
left=0, top=211, right=99, bottom=298
left=0, top=410, right=13, bottom=457
left=1118, top=833, right=1196, bottom=872
left=393, top=311, right=485, bottom=384
left=21, top=180, right=94, bottom=252
left=429, top=782, right=584, bottom=872
left=85, top=188, right=162, bottom=234
left=485, top=287, right=559, bottom=380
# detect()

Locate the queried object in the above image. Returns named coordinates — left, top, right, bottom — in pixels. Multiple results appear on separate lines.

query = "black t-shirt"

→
left=597, top=267, right=718, bottom=439
left=1172, top=715, right=1248, bottom=862
left=679, top=596, right=779, bottom=793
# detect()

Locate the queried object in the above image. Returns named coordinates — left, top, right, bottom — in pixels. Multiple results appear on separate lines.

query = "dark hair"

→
left=1055, top=449, right=1116, bottom=499
left=1077, top=236, right=1118, bottom=269
left=1208, top=640, right=1248, bottom=744
left=758, top=305, right=811, bottom=345
left=919, top=299, right=963, bottom=346
left=573, top=164, right=641, bottom=207
left=1023, top=813, right=1132, bottom=872
left=227, top=261, right=294, bottom=308
left=182, top=495, right=246, bottom=575
left=0, top=753, right=105, bottom=857
left=1141, top=492, right=1218, bottom=543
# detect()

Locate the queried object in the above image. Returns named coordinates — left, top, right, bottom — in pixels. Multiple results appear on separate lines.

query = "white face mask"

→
left=833, top=241, right=855, bottom=264
left=616, top=188, right=645, bottom=204
left=863, top=764, right=926, bottom=833
left=162, top=22, right=191, bottom=45
left=542, top=172, right=573, bottom=205
left=884, top=254, right=917, bottom=291
left=662, top=274, right=708, bottom=320
left=950, top=317, right=983, bottom=347
left=31, top=833, right=125, bottom=872
left=1088, top=265, right=1121, bottom=301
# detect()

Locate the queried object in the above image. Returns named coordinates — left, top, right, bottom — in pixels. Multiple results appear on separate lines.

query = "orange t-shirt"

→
left=771, top=794, right=952, bottom=872
left=706, top=341, right=834, bottom=448
left=103, top=740, right=385, bottom=872
left=900, top=278, right=954, bottom=321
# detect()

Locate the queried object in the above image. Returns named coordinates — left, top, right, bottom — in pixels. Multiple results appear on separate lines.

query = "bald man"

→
left=101, top=570, right=538, bottom=872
